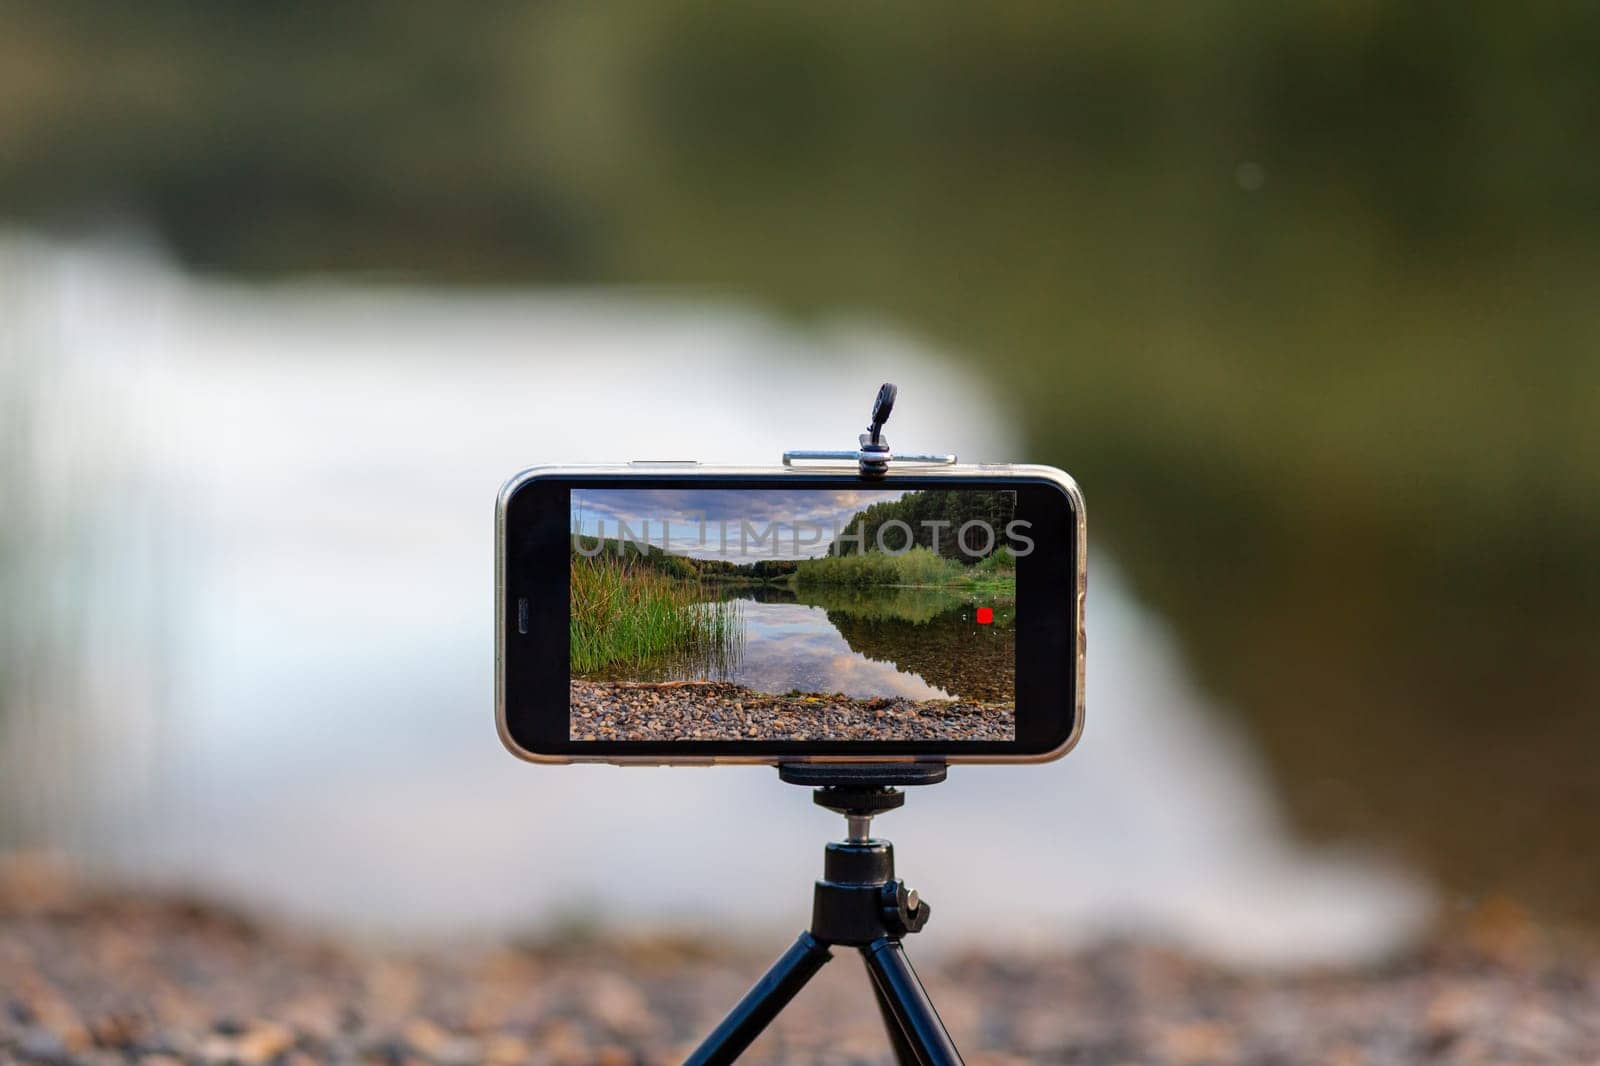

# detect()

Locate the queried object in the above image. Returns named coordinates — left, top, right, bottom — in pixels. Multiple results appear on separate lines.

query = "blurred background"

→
left=2, top=2, right=1597, bottom=970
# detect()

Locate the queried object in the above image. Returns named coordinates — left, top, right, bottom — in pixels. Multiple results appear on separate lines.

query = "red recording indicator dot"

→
left=975, top=607, right=994, bottom=625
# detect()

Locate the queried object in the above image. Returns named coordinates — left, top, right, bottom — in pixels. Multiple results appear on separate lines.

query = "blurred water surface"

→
left=0, top=236, right=1428, bottom=967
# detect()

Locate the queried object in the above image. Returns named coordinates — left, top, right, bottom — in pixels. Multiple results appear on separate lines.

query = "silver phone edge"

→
left=494, top=463, right=1085, bottom=767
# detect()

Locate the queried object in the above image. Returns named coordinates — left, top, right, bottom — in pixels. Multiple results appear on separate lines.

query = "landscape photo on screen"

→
left=569, top=487, right=1022, bottom=741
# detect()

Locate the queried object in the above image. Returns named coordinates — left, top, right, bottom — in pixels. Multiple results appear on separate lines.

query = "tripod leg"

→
left=868, top=959, right=925, bottom=1066
left=860, top=938, right=964, bottom=1066
left=685, top=931, right=833, bottom=1066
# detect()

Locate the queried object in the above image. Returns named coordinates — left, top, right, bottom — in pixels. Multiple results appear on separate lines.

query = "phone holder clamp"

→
left=782, top=382, right=958, bottom=479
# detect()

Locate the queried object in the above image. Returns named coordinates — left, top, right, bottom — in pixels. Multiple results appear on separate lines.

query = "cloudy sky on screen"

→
left=570, top=488, right=911, bottom=560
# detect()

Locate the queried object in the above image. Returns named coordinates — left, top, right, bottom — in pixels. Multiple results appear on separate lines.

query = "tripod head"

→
left=778, top=762, right=947, bottom=841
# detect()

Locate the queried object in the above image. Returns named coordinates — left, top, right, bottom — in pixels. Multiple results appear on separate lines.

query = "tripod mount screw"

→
left=815, top=786, right=905, bottom=842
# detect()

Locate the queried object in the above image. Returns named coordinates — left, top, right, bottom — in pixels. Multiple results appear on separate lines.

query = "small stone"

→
left=16, top=1027, right=70, bottom=1064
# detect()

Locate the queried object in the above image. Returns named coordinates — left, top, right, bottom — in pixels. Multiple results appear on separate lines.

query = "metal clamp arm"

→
left=780, top=382, right=956, bottom=478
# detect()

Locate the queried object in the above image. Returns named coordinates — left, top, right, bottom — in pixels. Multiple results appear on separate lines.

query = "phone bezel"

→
left=496, top=464, right=1085, bottom=765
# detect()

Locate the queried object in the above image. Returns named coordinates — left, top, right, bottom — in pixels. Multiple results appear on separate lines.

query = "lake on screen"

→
left=585, top=585, right=1016, bottom=704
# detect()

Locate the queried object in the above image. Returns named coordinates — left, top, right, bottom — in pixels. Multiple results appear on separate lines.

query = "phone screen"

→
left=568, top=486, right=1023, bottom=742
left=500, top=471, right=1080, bottom=760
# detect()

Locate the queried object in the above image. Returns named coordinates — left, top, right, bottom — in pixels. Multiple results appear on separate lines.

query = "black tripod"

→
left=686, top=764, right=963, bottom=1065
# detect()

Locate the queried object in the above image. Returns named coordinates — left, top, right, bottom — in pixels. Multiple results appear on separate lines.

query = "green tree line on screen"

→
left=832, top=490, right=1017, bottom=564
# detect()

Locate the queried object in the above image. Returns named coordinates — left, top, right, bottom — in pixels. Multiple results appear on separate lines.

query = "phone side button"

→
left=627, top=459, right=700, bottom=466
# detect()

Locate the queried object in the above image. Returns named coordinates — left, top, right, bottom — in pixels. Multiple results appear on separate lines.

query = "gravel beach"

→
left=569, top=680, right=1015, bottom=742
left=3, top=864, right=1597, bottom=1065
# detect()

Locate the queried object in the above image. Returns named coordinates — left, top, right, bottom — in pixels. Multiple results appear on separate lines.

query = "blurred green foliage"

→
left=4, top=2, right=1599, bottom=923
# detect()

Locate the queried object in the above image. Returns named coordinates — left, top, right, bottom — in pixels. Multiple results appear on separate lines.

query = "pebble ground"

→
left=3, top=863, right=1596, bottom=1064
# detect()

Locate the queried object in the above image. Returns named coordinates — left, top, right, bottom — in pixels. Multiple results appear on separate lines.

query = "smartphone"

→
left=496, top=464, right=1084, bottom=765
